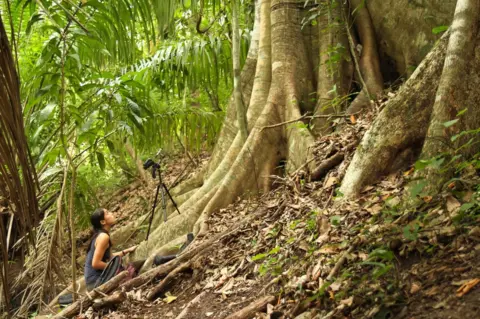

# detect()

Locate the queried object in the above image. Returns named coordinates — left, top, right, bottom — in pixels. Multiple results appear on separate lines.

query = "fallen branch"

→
left=326, top=246, right=354, bottom=281
left=310, top=140, right=359, bottom=181
left=92, top=291, right=126, bottom=311
left=224, top=295, right=275, bottom=319
left=174, top=291, right=208, bottom=319
left=52, top=271, right=128, bottom=319
left=122, top=209, right=269, bottom=291
left=311, top=153, right=344, bottom=181
left=147, top=262, right=191, bottom=300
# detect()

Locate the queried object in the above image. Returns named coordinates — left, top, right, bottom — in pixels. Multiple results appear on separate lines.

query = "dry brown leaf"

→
left=410, top=282, right=422, bottom=294
left=330, top=281, right=341, bottom=291
left=446, top=196, right=461, bottom=214
left=340, top=296, right=354, bottom=306
left=317, top=246, right=339, bottom=254
left=403, top=167, right=414, bottom=176
left=422, top=196, right=433, bottom=203
left=367, top=204, right=382, bottom=215
left=350, top=115, right=356, bottom=124
left=456, top=278, right=480, bottom=297
left=324, top=176, right=338, bottom=189
left=424, top=286, right=440, bottom=296
left=362, top=185, right=374, bottom=192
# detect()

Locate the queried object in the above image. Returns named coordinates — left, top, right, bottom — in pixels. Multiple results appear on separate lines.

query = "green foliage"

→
left=432, top=25, right=449, bottom=34
left=252, top=246, right=283, bottom=277
left=360, top=247, right=394, bottom=279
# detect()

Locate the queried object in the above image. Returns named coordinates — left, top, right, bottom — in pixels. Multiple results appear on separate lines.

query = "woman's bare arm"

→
left=112, top=245, right=137, bottom=257
left=91, top=233, right=110, bottom=270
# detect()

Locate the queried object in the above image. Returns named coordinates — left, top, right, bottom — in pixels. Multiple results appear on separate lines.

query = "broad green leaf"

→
left=403, top=223, right=419, bottom=241
left=38, top=103, right=56, bottom=122
left=460, top=202, right=475, bottom=212
left=26, top=14, right=43, bottom=34
left=252, top=253, right=267, bottom=261
left=432, top=25, right=449, bottom=34
left=410, top=180, right=427, bottom=198
left=330, top=215, right=341, bottom=226
left=457, top=108, right=468, bottom=116
left=268, top=246, right=280, bottom=255
left=96, top=152, right=106, bottom=171
left=443, top=119, right=459, bottom=128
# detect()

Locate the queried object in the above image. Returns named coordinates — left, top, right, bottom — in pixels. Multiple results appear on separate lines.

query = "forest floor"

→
left=73, top=111, right=479, bottom=319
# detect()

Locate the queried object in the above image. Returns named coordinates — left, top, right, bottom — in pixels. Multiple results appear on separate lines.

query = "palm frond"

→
left=13, top=207, right=65, bottom=317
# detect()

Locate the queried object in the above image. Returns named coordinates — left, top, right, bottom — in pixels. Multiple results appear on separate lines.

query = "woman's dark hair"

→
left=91, top=208, right=106, bottom=231
left=86, top=208, right=112, bottom=254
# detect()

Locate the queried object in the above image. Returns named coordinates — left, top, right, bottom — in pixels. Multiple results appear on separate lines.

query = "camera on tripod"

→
left=143, top=159, right=160, bottom=178
left=142, top=153, right=181, bottom=241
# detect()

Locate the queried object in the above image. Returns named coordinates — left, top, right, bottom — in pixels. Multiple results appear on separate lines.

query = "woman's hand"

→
left=122, top=245, right=137, bottom=255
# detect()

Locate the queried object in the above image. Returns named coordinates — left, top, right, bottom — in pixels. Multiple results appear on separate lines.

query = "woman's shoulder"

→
left=95, top=232, right=110, bottom=245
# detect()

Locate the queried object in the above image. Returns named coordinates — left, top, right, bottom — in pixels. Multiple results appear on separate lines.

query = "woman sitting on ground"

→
left=84, top=208, right=137, bottom=291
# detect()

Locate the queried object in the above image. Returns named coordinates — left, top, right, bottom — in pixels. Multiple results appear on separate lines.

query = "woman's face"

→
left=102, top=210, right=116, bottom=227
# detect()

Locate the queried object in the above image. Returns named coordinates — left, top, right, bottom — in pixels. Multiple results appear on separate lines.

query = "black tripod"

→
left=143, top=159, right=181, bottom=240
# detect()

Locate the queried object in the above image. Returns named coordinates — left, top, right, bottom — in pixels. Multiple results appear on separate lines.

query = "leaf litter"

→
left=94, top=110, right=479, bottom=319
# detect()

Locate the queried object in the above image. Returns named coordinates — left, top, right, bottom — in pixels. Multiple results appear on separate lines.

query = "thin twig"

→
left=344, top=9, right=370, bottom=100
left=261, top=113, right=358, bottom=131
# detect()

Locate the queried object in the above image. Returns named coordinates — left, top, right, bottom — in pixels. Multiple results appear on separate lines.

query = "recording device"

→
left=143, top=159, right=160, bottom=178
left=143, top=154, right=181, bottom=241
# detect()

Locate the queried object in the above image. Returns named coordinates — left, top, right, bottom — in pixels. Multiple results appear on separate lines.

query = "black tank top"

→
left=84, top=233, right=111, bottom=288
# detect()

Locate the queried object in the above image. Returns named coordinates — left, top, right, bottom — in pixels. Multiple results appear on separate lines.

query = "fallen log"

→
left=224, top=295, right=275, bottom=319
left=121, top=209, right=267, bottom=291
left=52, top=271, right=128, bottom=319
left=92, top=291, right=126, bottom=311
left=147, top=262, right=191, bottom=300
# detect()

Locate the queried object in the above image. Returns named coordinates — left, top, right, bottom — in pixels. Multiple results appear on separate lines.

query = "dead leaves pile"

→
left=101, top=111, right=479, bottom=318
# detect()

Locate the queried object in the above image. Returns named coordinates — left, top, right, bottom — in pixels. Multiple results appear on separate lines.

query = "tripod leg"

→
left=163, top=183, right=181, bottom=215
left=146, top=183, right=161, bottom=241
left=161, top=186, right=167, bottom=223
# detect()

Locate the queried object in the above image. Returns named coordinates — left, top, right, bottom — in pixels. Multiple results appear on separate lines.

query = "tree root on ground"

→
left=52, top=271, right=128, bottom=319
left=92, top=291, right=126, bottom=311
left=147, top=261, right=192, bottom=300
left=174, top=291, right=208, bottom=319
left=224, top=295, right=275, bottom=319
left=310, top=139, right=359, bottom=181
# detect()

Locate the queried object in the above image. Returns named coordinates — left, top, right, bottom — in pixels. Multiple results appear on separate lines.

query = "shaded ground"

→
left=74, top=110, right=480, bottom=319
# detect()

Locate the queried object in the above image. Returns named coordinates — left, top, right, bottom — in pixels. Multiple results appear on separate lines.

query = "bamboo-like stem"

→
left=232, top=0, right=248, bottom=140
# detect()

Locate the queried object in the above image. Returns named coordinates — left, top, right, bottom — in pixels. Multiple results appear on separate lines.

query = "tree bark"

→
left=340, top=32, right=449, bottom=198
left=312, top=0, right=353, bottom=136
left=346, top=0, right=383, bottom=114
left=224, top=295, right=275, bottom=319
left=92, top=291, right=126, bottom=311
left=415, top=0, right=480, bottom=194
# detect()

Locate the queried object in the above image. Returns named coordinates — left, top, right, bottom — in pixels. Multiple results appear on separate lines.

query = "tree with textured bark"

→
left=340, top=0, right=480, bottom=199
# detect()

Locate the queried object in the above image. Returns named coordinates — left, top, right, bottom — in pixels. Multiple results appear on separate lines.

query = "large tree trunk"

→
left=311, top=0, right=353, bottom=136
left=131, top=0, right=325, bottom=263
left=339, top=32, right=449, bottom=198
left=341, top=0, right=480, bottom=199
left=346, top=0, right=383, bottom=114
left=415, top=0, right=480, bottom=194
